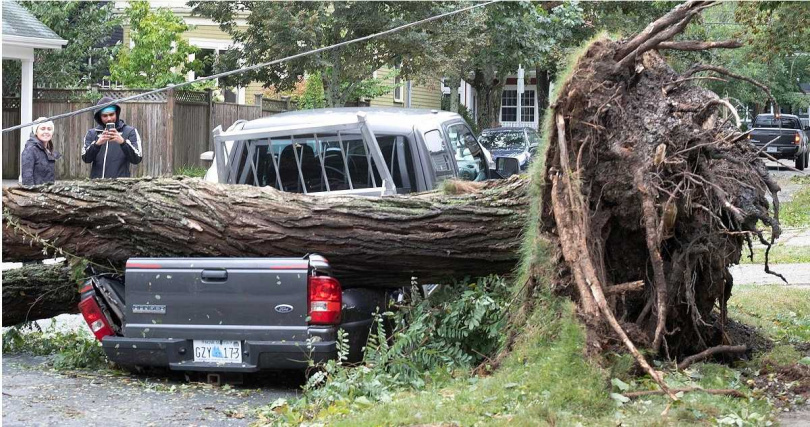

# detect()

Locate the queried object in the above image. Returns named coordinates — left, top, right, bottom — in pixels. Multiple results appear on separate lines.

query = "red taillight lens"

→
left=795, top=132, right=801, bottom=145
left=308, top=276, right=342, bottom=325
left=79, top=296, right=114, bottom=341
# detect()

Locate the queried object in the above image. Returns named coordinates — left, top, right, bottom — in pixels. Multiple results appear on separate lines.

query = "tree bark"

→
left=3, top=176, right=529, bottom=288
left=472, top=66, right=504, bottom=129
left=535, top=67, right=550, bottom=128
left=2, top=262, right=79, bottom=326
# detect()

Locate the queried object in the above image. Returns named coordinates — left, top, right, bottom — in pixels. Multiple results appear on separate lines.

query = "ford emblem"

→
left=275, top=304, right=294, bottom=314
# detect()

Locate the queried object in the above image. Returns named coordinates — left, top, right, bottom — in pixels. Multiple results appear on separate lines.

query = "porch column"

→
left=19, top=57, right=34, bottom=182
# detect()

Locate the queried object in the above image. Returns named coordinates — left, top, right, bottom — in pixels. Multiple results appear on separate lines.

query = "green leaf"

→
left=610, top=393, right=630, bottom=405
left=611, top=377, right=630, bottom=392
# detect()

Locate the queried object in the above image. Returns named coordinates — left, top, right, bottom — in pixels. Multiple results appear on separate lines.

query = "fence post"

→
left=166, top=87, right=175, bottom=175
left=282, top=95, right=291, bottom=111
left=206, top=88, right=214, bottom=151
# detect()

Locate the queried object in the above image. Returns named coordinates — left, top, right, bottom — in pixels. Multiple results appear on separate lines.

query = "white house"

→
left=442, top=67, right=553, bottom=130
left=2, top=0, right=66, bottom=177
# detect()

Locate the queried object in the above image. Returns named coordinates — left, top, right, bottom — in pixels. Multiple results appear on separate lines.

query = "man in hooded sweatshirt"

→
left=82, top=97, right=143, bottom=178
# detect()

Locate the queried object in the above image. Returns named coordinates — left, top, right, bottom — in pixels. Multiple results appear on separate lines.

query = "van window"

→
left=445, top=123, right=479, bottom=181
left=424, top=129, right=454, bottom=183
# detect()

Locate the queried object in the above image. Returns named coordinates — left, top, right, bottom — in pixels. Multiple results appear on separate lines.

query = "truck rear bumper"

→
left=102, top=334, right=337, bottom=372
left=754, top=144, right=800, bottom=159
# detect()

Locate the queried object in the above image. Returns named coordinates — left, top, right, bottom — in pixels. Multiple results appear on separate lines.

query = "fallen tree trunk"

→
left=2, top=262, right=78, bottom=326
left=3, top=176, right=528, bottom=288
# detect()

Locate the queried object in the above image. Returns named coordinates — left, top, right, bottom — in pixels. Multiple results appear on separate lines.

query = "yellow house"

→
left=117, top=2, right=442, bottom=109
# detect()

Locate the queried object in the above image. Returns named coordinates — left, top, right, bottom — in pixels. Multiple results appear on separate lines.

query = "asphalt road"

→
left=2, top=355, right=300, bottom=427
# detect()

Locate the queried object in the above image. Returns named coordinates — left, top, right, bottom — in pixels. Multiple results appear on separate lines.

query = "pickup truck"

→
left=79, top=108, right=517, bottom=373
left=79, top=255, right=391, bottom=371
left=748, top=114, right=809, bottom=170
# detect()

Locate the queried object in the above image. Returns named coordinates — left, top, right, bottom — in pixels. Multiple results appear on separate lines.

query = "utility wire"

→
left=3, top=0, right=499, bottom=133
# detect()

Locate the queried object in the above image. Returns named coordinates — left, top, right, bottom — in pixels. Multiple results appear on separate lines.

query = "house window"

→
left=501, top=90, right=517, bottom=122
left=521, top=90, right=536, bottom=122
left=393, top=63, right=403, bottom=103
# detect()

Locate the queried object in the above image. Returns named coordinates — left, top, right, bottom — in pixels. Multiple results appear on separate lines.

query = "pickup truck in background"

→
left=79, top=108, right=519, bottom=373
left=748, top=114, right=809, bottom=170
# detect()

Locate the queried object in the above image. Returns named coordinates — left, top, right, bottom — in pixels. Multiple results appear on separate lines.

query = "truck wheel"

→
left=796, top=152, right=806, bottom=171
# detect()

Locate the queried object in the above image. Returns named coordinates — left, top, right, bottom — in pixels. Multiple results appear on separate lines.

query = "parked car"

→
left=748, top=114, right=809, bottom=170
left=478, top=127, right=542, bottom=171
left=79, top=108, right=516, bottom=373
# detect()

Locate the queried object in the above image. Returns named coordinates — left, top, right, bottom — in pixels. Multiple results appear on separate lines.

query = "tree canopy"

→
left=2, top=1, right=119, bottom=93
left=189, top=1, right=447, bottom=107
left=109, top=1, right=200, bottom=89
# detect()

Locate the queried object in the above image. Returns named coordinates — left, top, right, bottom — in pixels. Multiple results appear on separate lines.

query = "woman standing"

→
left=20, top=117, right=61, bottom=186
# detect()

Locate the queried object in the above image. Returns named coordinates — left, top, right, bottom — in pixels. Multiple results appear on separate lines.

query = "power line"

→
left=3, top=0, right=499, bottom=133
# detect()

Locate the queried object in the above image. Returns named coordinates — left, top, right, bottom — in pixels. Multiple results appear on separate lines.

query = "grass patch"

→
left=175, top=165, right=207, bottom=178
left=304, top=292, right=775, bottom=427
left=780, top=184, right=810, bottom=228
left=2, top=320, right=108, bottom=370
left=738, top=244, right=810, bottom=264
left=789, top=175, right=810, bottom=185
left=728, top=284, right=810, bottom=344
left=304, top=295, right=613, bottom=426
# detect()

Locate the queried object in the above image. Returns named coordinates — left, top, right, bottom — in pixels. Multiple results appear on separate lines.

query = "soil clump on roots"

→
left=532, top=1, right=783, bottom=394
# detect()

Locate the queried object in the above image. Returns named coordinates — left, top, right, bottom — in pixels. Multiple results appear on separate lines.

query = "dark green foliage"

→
left=189, top=1, right=446, bottom=107
left=110, top=1, right=200, bottom=88
left=260, top=275, right=511, bottom=423
left=2, top=1, right=119, bottom=93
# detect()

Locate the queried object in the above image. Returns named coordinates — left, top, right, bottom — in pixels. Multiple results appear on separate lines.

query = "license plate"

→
left=193, top=340, right=242, bottom=363
left=767, top=147, right=778, bottom=153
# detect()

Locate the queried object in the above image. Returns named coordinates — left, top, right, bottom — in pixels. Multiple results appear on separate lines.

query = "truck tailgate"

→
left=750, top=128, right=799, bottom=146
left=124, top=258, right=310, bottom=341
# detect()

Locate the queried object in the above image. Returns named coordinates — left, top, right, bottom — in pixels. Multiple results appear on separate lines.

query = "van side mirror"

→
left=494, top=157, right=520, bottom=178
left=200, top=151, right=214, bottom=162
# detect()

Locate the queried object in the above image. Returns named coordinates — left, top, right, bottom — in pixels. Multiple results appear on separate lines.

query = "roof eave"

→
left=3, top=34, right=67, bottom=50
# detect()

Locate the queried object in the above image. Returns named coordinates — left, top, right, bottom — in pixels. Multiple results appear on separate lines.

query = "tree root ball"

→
left=539, top=36, right=780, bottom=360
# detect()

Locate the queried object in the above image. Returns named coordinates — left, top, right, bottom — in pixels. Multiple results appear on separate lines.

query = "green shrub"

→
left=257, top=275, right=512, bottom=424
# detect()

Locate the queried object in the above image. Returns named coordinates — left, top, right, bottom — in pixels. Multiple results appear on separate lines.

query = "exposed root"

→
left=624, top=387, right=746, bottom=399
left=656, top=40, right=742, bottom=51
left=677, top=344, right=748, bottom=370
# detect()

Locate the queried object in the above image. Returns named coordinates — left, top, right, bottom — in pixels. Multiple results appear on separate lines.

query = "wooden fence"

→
left=1, top=88, right=297, bottom=179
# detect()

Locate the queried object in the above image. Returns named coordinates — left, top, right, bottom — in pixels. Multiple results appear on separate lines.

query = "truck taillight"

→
left=308, top=276, right=342, bottom=325
left=795, top=132, right=801, bottom=145
left=79, top=296, right=114, bottom=341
